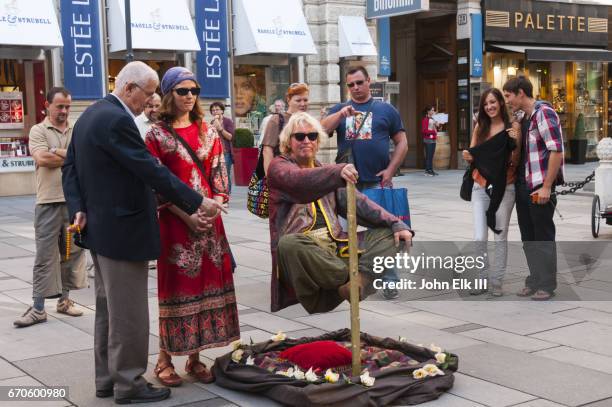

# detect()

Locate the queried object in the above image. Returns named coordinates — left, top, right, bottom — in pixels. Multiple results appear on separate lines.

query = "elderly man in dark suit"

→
left=62, top=61, right=223, bottom=405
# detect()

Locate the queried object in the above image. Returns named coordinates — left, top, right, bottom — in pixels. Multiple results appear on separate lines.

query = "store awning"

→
left=338, top=16, right=377, bottom=58
left=108, top=0, right=200, bottom=52
left=490, top=44, right=612, bottom=63
left=0, top=0, right=62, bottom=48
left=233, top=0, right=317, bottom=56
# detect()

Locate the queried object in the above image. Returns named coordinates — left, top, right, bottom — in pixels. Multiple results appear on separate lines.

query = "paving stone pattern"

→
left=1, top=164, right=611, bottom=406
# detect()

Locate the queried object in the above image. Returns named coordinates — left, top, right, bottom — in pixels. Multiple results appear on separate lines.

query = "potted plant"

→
left=570, top=113, right=587, bottom=164
left=232, top=128, right=258, bottom=186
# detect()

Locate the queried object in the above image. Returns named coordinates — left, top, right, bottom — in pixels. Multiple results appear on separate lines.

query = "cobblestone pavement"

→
left=1, top=163, right=611, bottom=406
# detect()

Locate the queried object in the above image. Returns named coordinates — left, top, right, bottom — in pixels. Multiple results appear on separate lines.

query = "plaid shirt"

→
left=524, top=102, right=565, bottom=191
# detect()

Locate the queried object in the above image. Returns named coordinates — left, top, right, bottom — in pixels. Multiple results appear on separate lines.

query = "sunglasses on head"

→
left=292, top=132, right=318, bottom=142
left=289, top=82, right=307, bottom=88
left=173, top=87, right=201, bottom=96
left=346, top=80, right=365, bottom=88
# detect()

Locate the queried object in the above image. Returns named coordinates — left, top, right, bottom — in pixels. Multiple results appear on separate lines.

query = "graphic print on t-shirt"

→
left=345, top=111, right=373, bottom=140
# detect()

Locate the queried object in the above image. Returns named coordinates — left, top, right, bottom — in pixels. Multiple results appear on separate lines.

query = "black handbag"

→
left=460, top=166, right=474, bottom=201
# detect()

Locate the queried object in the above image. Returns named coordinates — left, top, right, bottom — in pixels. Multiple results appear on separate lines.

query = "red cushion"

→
left=279, top=341, right=352, bottom=371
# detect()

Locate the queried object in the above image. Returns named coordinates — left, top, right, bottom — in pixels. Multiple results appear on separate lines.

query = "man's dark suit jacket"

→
left=62, top=94, right=202, bottom=261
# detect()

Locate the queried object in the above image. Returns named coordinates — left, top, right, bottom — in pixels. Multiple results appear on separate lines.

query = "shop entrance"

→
left=420, top=78, right=449, bottom=116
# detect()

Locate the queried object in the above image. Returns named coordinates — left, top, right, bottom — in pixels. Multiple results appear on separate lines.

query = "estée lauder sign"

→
left=484, top=0, right=608, bottom=47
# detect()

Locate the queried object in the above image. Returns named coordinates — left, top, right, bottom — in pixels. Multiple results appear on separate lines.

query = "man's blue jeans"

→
left=224, top=152, right=233, bottom=194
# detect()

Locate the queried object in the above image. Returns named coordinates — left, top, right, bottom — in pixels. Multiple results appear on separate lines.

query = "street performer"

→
left=267, top=112, right=414, bottom=314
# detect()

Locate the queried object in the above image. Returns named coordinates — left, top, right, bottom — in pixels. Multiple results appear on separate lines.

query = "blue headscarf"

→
left=160, top=67, right=197, bottom=96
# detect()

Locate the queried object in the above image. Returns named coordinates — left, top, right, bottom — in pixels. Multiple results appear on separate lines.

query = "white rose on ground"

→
left=423, top=363, right=445, bottom=376
left=231, top=349, right=244, bottom=363
left=276, top=367, right=295, bottom=377
left=305, top=367, right=319, bottom=382
left=435, top=352, right=446, bottom=364
left=231, top=339, right=243, bottom=350
left=271, top=331, right=287, bottom=341
left=324, top=369, right=339, bottom=383
left=360, top=370, right=375, bottom=387
left=413, top=369, right=427, bottom=379
left=293, top=367, right=305, bottom=380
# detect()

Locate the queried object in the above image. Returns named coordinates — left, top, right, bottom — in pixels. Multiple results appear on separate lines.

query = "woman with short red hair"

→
left=261, top=83, right=310, bottom=175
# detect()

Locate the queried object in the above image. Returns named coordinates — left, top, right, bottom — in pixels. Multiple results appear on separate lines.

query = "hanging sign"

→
left=61, top=0, right=105, bottom=100
left=195, top=0, right=230, bottom=99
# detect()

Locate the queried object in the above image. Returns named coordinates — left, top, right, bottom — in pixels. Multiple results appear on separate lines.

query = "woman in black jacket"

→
left=462, top=88, right=521, bottom=297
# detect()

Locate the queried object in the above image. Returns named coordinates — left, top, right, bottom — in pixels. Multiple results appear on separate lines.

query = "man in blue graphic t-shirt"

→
left=322, top=66, right=408, bottom=300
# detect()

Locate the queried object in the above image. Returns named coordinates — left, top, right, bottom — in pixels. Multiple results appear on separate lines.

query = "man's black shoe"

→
left=382, top=288, right=399, bottom=300
left=115, top=384, right=170, bottom=405
left=96, top=388, right=113, bottom=398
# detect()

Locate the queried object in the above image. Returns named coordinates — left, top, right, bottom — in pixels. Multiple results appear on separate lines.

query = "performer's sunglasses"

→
left=346, top=80, right=365, bottom=88
left=174, top=87, right=201, bottom=96
left=292, top=132, right=318, bottom=142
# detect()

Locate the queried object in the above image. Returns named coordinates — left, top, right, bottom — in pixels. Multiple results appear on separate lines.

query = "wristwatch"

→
left=50, top=147, right=57, bottom=154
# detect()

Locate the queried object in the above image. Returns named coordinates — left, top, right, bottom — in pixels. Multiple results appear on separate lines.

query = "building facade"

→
left=0, top=0, right=609, bottom=196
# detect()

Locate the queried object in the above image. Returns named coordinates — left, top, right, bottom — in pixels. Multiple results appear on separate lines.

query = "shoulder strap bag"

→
left=246, top=113, right=286, bottom=219
left=166, top=124, right=208, bottom=180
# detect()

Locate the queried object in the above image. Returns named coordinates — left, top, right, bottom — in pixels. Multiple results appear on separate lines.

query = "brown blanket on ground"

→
left=212, top=329, right=458, bottom=407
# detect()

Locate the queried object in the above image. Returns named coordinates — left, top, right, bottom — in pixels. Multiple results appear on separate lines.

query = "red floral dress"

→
left=145, top=121, right=239, bottom=355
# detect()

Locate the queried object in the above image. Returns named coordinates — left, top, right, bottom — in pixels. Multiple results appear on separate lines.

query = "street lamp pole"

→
left=125, top=0, right=134, bottom=62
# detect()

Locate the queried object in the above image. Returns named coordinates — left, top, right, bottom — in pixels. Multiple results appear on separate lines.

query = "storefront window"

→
left=485, top=52, right=526, bottom=91
left=107, top=59, right=180, bottom=93
left=1, top=60, right=28, bottom=158
left=484, top=52, right=608, bottom=161
left=233, top=65, right=289, bottom=134
left=573, top=62, right=605, bottom=159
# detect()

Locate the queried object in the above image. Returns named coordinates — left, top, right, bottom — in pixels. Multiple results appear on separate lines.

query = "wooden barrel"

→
left=433, top=132, right=450, bottom=170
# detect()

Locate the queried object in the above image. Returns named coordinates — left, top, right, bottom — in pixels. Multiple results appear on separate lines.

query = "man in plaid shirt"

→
left=503, top=76, right=564, bottom=301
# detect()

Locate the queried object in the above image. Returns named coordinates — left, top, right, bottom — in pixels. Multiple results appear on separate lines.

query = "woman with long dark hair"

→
left=462, top=88, right=520, bottom=297
left=145, top=67, right=239, bottom=386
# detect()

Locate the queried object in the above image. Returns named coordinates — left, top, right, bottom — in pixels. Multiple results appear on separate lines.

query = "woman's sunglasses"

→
left=174, top=87, right=201, bottom=96
left=292, top=132, right=318, bottom=142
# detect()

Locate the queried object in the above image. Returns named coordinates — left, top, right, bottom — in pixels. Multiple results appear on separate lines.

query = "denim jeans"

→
left=423, top=140, right=436, bottom=171
left=224, top=152, right=233, bottom=194
left=515, top=180, right=557, bottom=293
left=471, top=183, right=515, bottom=285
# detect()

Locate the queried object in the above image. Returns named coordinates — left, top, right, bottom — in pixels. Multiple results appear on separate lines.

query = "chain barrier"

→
left=549, top=171, right=595, bottom=220
left=554, top=171, right=595, bottom=196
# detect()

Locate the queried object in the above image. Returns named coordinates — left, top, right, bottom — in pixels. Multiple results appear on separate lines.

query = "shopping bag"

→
left=246, top=148, right=269, bottom=219
left=362, top=187, right=411, bottom=228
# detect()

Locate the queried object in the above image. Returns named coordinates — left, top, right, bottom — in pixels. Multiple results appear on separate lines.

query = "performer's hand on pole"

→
left=341, top=164, right=359, bottom=184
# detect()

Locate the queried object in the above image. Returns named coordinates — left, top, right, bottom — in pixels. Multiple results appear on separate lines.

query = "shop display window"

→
left=573, top=62, right=605, bottom=159
left=233, top=65, right=290, bottom=135
left=1, top=60, right=30, bottom=159
left=484, top=52, right=608, bottom=161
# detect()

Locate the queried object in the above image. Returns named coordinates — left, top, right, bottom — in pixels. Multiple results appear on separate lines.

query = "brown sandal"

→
left=185, top=359, right=215, bottom=384
left=154, top=361, right=183, bottom=387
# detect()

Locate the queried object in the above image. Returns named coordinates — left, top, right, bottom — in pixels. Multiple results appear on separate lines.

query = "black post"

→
left=125, top=0, right=134, bottom=62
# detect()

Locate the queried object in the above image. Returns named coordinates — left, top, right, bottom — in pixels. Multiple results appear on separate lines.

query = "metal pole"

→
left=227, top=0, right=236, bottom=124
left=347, top=181, right=361, bottom=377
left=124, top=0, right=134, bottom=62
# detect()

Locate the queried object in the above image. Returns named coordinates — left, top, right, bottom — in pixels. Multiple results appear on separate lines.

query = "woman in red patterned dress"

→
left=145, top=67, right=239, bottom=386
